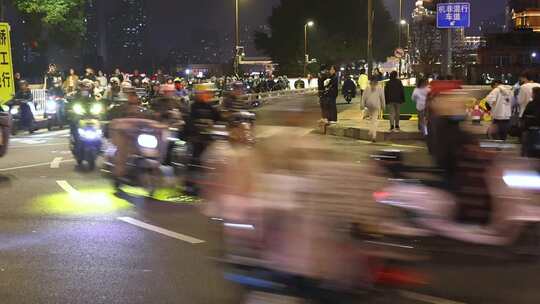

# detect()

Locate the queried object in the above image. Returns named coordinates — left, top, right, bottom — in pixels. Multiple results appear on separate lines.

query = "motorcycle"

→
left=44, top=94, right=67, bottom=131
left=343, top=89, right=355, bottom=104
left=104, top=118, right=171, bottom=195
left=8, top=99, right=36, bottom=135
left=372, top=150, right=540, bottom=259
left=69, top=101, right=105, bottom=170
left=0, top=106, right=11, bottom=157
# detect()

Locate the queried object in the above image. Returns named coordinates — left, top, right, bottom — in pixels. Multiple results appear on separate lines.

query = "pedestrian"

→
left=486, top=80, right=513, bottom=140
left=384, top=71, right=405, bottom=131
left=373, top=68, right=383, bottom=81
left=357, top=68, right=368, bottom=97
left=318, top=66, right=329, bottom=122
left=361, top=78, right=386, bottom=142
left=44, top=64, right=63, bottom=90
left=83, top=67, right=96, bottom=82
left=96, top=70, right=108, bottom=89
left=521, top=87, right=540, bottom=157
left=517, top=71, right=540, bottom=117
left=112, top=68, right=124, bottom=82
left=63, top=68, right=79, bottom=94
left=412, top=78, right=430, bottom=135
left=14, top=72, right=21, bottom=93
left=325, top=66, right=339, bottom=123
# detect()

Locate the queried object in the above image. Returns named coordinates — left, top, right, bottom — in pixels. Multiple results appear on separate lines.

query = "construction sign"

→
left=0, top=23, right=14, bottom=104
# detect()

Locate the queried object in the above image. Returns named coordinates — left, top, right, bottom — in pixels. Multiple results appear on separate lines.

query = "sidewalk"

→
left=318, top=105, right=490, bottom=142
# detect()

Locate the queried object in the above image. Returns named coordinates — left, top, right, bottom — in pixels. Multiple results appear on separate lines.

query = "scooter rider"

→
left=11, top=80, right=35, bottom=134
left=184, top=83, right=222, bottom=195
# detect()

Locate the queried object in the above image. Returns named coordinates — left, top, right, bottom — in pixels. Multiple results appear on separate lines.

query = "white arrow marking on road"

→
left=56, top=180, right=80, bottom=196
left=118, top=217, right=206, bottom=244
left=0, top=159, right=75, bottom=172
left=399, top=291, right=466, bottom=304
left=50, top=157, right=63, bottom=169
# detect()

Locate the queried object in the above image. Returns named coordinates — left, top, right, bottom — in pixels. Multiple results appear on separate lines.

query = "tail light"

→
left=373, top=191, right=390, bottom=202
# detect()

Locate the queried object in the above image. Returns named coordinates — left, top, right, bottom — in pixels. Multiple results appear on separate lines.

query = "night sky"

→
left=151, top=0, right=507, bottom=56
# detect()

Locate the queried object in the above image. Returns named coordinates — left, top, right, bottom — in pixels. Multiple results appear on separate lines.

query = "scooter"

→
left=44, top=95, right=67, bottom=131
left=70, top=101, right=104, bottom=170
left=8, top=99, right=36, bottom=135
left=104, top=118, right=171, bottom=196
left=372, top=150, right=540, bottom=259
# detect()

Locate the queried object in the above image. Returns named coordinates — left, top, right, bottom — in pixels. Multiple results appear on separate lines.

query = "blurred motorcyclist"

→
left=342, top=75, right=357, bottom=103
left=174, top=78, right=189, bottom=98
left=12, top=80, right=35, bottom=133
left=223, top=81, right=248, bottom=112
left=184, top=83, right=222, bottom=195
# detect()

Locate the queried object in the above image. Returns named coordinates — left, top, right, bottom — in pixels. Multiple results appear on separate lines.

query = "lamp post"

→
left=234, top=0, right=241, bottom=76
left=304, top=20, right=314, bottom=77
left=367, top=0, right=374, bottom=76
left=398, top=0, right=403, bottom=48
left=399, top=19, right=410, bottom=77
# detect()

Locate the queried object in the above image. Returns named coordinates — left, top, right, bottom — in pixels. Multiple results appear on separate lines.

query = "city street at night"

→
left=1, top=94, right=540, bottom=303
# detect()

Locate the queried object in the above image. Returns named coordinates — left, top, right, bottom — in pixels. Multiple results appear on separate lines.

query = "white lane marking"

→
left=399, top=291, right=466, bottom=304
left=19, top=139, right=47, bottom=145
left=30, top=130, right=70, bottom=138
left=118, top=217, right=206, bottom=244
left=56, top=180, right=80, bottom=196
left=50, top=157, right=63, bottom=169
left=10, top=143, right=67, bottom=149
left=0, top=159, right=75, bottom=172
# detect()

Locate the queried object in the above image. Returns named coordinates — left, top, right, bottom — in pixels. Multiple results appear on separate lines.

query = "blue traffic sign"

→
left=436, top=2, right=471, bottom=28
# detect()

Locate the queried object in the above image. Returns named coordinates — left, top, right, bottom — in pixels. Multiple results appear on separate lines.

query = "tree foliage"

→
left=11, top=0, right=86, bottom=47
left=255, top=0, right=399, bottom=75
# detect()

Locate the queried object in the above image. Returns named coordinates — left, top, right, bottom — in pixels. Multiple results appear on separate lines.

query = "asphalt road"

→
left=1, top=94, right=539, bottom=304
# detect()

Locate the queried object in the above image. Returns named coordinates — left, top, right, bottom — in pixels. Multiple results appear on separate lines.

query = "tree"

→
left=255, top=0, right=398, bottom=75
left=7, top=0, right=86, bottom=48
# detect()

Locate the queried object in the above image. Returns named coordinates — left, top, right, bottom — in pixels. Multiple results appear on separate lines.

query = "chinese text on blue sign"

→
left=437, top=2, right=471, bottom=28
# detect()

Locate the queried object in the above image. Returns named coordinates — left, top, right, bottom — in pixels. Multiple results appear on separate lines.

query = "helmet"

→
left=194, top=83, right=218, bottom=103
left=142, top=77, right=150, bottom=84
left=174, top=77, right=182, bottom=83
left=110, top=77, right=120, bottom=84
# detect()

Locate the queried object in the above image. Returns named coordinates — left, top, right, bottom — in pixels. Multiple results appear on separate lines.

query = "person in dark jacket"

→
left=318, top=66, right=329, bottom=121
left=324, top=66, right=339, bottom=123
left=384, top=71, right=405, bottom=131
left=521, top=87, right=540, bottom=157
left=342, top=75, right=357, bottom=102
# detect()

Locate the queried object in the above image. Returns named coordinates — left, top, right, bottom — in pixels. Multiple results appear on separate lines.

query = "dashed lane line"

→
left=50, top=157, right=63, bottom=169
left=118, top=217, right=206, bottom=244
left=56, top=180, right=80, bottom=196
left=399, top=291, right=467, bottom=304
left=0, top=159, right=75, bottom=172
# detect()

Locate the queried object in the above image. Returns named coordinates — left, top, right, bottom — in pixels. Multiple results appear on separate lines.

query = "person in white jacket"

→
left=361, top=78, right=385, bottom=142
left=517, top=71, right=540, bottom=117
left=486, top=80, right=513, bottom=140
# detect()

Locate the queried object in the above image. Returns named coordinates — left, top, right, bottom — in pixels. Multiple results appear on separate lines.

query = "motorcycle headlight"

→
left=10, top=107, right=18, bottom=115
left=78, top=128, right=102, bottom=140
left=137, top=134, right=158, bottom=149
left=90, top=103, right=103, bottom=115
left=46, top=99, right=57, bottom=112
left=73, top=103, right=85, bottom=115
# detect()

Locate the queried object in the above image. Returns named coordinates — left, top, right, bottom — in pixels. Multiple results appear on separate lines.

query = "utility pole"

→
left=367, top=0, right=374, bottom=76
left=441, top=0, right=453, bottom=77
left=398, top=0, right=403, bottom=48
left=0, top=0, right=5, bottom=22
left=234, top=0, right=240, bottom=76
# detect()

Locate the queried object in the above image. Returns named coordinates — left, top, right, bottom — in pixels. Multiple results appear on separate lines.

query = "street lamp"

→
left=304, top=20, right=315, bottom=77
left=399, top=20, right=410, bottom=77
left=234, top=0, right=241, bottom=76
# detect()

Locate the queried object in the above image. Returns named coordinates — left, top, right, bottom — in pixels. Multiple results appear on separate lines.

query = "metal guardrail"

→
left=244, top=88, right=318, bottom=102
left=31, top=89, right=47, bottom=115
